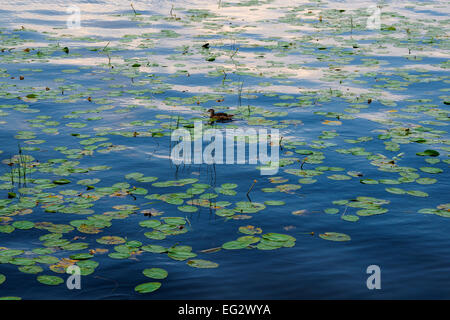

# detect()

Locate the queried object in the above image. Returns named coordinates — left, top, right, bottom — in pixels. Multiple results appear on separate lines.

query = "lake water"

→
left=0, top=0, right=448, bottom=299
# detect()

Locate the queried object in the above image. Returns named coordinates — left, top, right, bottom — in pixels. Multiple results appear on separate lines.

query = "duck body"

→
left=207, top=108, right=234, bottom=122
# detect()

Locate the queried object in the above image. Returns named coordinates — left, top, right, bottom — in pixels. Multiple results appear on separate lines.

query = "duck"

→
left=207, top=108, right=234, bottom=122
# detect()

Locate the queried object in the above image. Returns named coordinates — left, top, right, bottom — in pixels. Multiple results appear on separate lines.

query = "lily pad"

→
left=37, top=275, right=64, bottom=286
left=142, top=245, right=167, bottom=253
left=12, top=221, right=34, bottom=230
left=143, top=268, right=168, bottom=279
left=319, top=232, right=351, bottom=242
left=341, top=215, right=359, bottom=222
left=187, top=259, right=219, bottom=268
left=420, top=167, right=443, bottom=174
left=222, top=241, right=250, bottom=250
left=134, top=282, right=161, bottom=294
left=96, top=236, right=126, bottom=245
left=416, top=150, right=439, bottom=157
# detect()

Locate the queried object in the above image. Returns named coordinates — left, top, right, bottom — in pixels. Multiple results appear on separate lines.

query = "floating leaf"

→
left=324, top=208, right=339, bottom=214
left=238, top=225, right=262, bottom=235
left=167, top=250, right=196, bottom=261
left=10, top=258, right=35, bottom=266
left=108, top=252, right=130, bottom=259
left=360, top=179, right=379, bottom=185
left=53, top=179, right=71, bottom=185
left=222, top=241, right=250, bottom=250
left=341, top=215, right=359, bottom=222
left=143, top=268, right=168, bottom=279
left=37, top=275, right=64, bottom=286
left=142, top=245, right=167, bottom=253
left=144, top=231, right=166, bottom=240
left=406, top=190, right=429, bottom=197
left=69, top=253, right=93, bottom=260
left=357, top=208, right=388, bottom=216
left=416, top=150, right=440, bottom=157
left=0, top=225, right=15, bottom=233
left=177, top=205, right=198, bottom=213
left=19, top=266, right=43, bottom=274
left=416, top=178, right=437, bottom=185
left=12, top=221, right=34, bottom=230
left=420, top=167, right=443, bottom=174
left=139, top=220, right=161, bottom=228
left=135, top=282, right=161, bottom=294
left=221, top=183, right=237, bottom=189
left=327, top=174, right=351, bottom=180
left=187, top=259, right=219, bottom=269
left=319, top=232, right=351, bottom=242
left=262, top=233, right=296, bottom=243
left=96, top=236, right=126, bottom=245
left=264, top=200, right=285, bottom=206
left=385, top=187, right=406, bottom=194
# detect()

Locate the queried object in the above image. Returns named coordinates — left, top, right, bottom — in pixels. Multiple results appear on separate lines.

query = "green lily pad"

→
left=385, top=187, right=406, bottom=194
left=222, top=240, right=250, bottom=250
left=108, top=252, right=130, bottom=259
left=53, top=179, right=71, bottom=185
left=0, top=225, right=15, bottom=233
left=18, top=265, right=43, bottom=274
left=142, top=245, right=167, bottom=253
left=407, top=190, right=429, bottom=197
left=264, top=200, right=285, bottom=206
left=341, top=215, right=359, bottom=222
left=139, top=220, right=161, bottom=228
left=143, top=268, right=168, bottom=279
left=324, top=208, right=339, bottom=214
left=256, top=240, right=283, bottom=250
left=69, top=253, right=93, bottom=260
left=0, top=249, right=24, bottom=257
left=126, top=241, right=142, bottom=248
left=215, top=209, right=235, bottom=217
left=12, top=221, right=34, bottom=230
left=357, top=208, right=388, bottom=216
left=177, top=205, right=198, bottom=213
left=37, top=275, right=64, bottom=286
left=96, top=236, right=126, bottom=245
left=144, top=231, right=166, bottom=240
left=239, top=225, right=262, bottom=235
left=167, top=250, right=197, bottom=261
left=34, top=255, right=59, bottom=264
left=134, top=282, right=161, bottom=294
left=262, top=233, right=296, bottom=243
left=420, top=167, right=443, bottom=174
left=161, top=217, right=186, bottom=225
left=10, top=258, right=35, bottom=266
left=187, top=259, right=219, bottom=268
left=319, top=232, right=351, bottom=242
left=237, top=236, right=260, bottom=244
left=416, top=178, right=437, bottom=185
left=360, top=179, right=379, bottom=184
left=221, top=183, right=238, bottom=189
left=416, top=150, right=440, bottom=157
left=327, top=174, right=352, bottom=180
